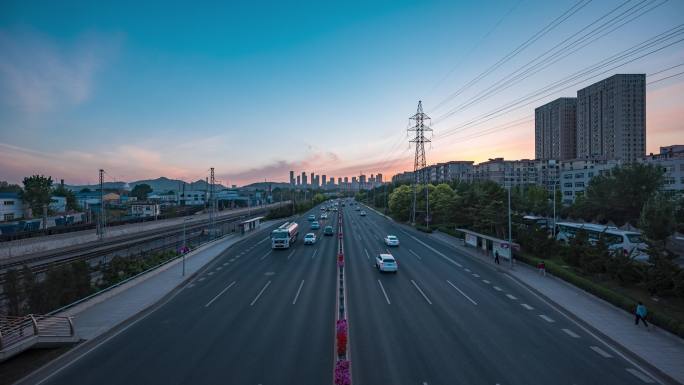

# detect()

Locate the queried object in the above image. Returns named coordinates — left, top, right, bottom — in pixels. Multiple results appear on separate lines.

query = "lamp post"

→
left=182, top=217, right=191, bottom=276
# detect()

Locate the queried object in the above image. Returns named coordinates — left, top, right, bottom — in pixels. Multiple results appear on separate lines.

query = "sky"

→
left=0, top=0, right=683, bottom=186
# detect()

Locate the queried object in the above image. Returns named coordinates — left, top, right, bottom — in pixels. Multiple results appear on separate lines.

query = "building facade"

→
left=535, top=97, right=577, bottom=160
left=0, top=192, right=23, bottom=222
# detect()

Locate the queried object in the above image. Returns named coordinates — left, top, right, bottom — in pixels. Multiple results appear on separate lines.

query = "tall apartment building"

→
left=289, top=171, right=295, bottom=185
left=296, top=175, right=301, bottom=186
left=576, top=74, right=646, bottom=162
left=322, top=175, right=327, bottom=186
left=301, top=172, right=307, bottom=186
left=376, top=174, right=383, bottom=183
left=535, top=97, right=577, bottom=160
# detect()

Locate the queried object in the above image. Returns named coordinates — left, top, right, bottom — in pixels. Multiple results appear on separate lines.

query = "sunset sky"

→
left=1, top=0, right=683, bottom=187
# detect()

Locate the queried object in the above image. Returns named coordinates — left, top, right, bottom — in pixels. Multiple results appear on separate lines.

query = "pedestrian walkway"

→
left=430, top=230, right=684, bottom=385
left=57, top=220, right=278, bottom=341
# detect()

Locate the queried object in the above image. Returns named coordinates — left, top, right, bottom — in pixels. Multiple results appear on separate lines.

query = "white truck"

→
left=271, top=222, right=299, bottom=249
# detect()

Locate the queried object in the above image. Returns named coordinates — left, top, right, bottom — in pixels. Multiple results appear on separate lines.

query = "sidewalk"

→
left=430, top=230, right=684, bottom=385
left=57, top=220, right=277, bottom=341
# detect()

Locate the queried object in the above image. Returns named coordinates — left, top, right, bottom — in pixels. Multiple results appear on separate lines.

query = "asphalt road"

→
left=24, top=201, right=658, bottom=385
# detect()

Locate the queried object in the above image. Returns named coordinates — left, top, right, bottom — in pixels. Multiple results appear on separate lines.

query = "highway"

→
left=25, top=201, right=656, bottom=385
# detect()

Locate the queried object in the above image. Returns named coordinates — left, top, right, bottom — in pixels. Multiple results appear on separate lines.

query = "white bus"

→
left=271, top=222, right=299, bottom=249
left=555, top=222, right=649, bottom=261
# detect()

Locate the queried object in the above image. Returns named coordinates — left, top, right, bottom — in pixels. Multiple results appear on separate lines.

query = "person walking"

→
left=538, top=261, right=546, bottom=276
left=494, top=250, right=500, bottom=265
left=635, top=302, right=649, bottom=329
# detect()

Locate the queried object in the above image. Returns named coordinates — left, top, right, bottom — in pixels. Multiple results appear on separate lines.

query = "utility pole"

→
left=209, top=167, right=215, bottom=239
left=508, top=183, right=513, bottom=268
left=408, top=101, right=431, bottom=227
left=98, top=168, right=105, bottom=240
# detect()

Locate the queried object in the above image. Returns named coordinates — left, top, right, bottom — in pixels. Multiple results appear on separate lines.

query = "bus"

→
left=271, top=222, right=299, bottom=249
left=555, top=222, right=649, bottom=261
left=522, top=215, right=550, bottom=230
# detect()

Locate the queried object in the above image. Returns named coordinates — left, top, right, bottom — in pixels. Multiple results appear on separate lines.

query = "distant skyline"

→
left=1, top=0, right=683, bottom=186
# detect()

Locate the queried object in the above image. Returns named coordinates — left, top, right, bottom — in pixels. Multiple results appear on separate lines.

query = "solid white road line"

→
left=590, top=346, right=613, bottom=358
left=205, top=281, right=236, bottom=308
left=411, top=280, right=432, bottom=305
left=626, top=368, right=655, bottom=383
left=377, top=280, right=391, bottom=304
left=493, top=286, right=503, bottom=291
left=260, top=250, right=272, bottom=260
left=365, top=248, right=370, bottom=260
left=408, top=249, right=423, bottom=261
left=250, top=281, right=272, bottom=306
left=521, top=303, right=534, bottom=310
left=506, top=294, right=517, bottom=300
left=447, top=280, right=478, bottom=305
left=539, top=314, right=555, bottom=323
left=292, top=280, right=305, bottom=304
left=562, top=328, right=580, bottom=338
left=403, top=231, right=463, bottom=268
left=311, top=249, right=318, bottom=259
left=287, top=250, right=295, bottom=260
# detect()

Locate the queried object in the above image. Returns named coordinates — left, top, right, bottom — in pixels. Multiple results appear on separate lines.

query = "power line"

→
left=648, top=70, right=684, bottom=85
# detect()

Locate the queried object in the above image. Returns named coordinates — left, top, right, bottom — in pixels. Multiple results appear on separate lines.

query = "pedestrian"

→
left=494, top=250, right=500, bottom=265
left=538, top=261, right=546, bottom=276
left=635, top=302, right=649, bottom=329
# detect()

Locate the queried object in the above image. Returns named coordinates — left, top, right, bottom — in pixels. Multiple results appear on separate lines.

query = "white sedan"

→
left=375, top=253, right=398, bottom=273
left=384, top=235, right=399, bottom=247
left=304, top=233, right=317, bottom=245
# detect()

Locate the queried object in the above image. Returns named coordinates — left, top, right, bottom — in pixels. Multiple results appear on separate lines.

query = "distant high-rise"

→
left=535, top=97, right=577, bottom=161
left=338, top=177, right=342, bottom=185
left=310, top=172, right=315, bottom=187
left=352, top=176, right=357, bottom=184
left=322, top=174, right=327, bottom=186
left=296, top=175, right=301, bottom=185
left=576, top=74, right=646, bottom=162
left=344, top=177, right=348, bottom=183
left=289, top=171, right=295, bottom=185
left=359, top=174, right=366, bottom=185
left=302, top=172, right=307, bottom=186
left=376, top=173, right=383, bottom=183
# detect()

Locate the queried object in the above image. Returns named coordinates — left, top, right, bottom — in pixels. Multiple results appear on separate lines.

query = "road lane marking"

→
left=521, top=303, right=534, bottom=310
left=311, top=249, right=318, bottom=259
left=187, top=283, right=195, bottom=288
left=207, top=272, right=214, bottom=276
left=626, top=368, right=655, bottom=383
left=229, top=258, right=236, bottom=262
left=377, top=280, right=391, bottom=304
left=250, top=281, right=272, bottom=306
left=403, top=232, right=463, bottom=268
left=506, top=294, right=517, bottom=300
left=493, top=286, right=503, bottom=291
left=472, top=273, right=480, bottom=278
left=260, top=250, right=272, bottom=260
left=205, top=281, right=236, bottom=308
left=539, top=314, right=555, bottom=323
left=410, top=280, right=432, bottom=305
left=590, top=346, right=613, bottom=358
left=216, top=267, right=222, bottom=271
left=287, top=250, right=295, bottom=260
left=198, top=277, right=206, bottom=282
left=464, top=268, right=471, bottom=273
left=364, top=248, right=370, bottom=260
left=482, top=280, right=490, bottom=284
left=408, top=249, right=423, bottom=260
left=292, top=280, right=305, bottom=304
left=562, top=328, right=580, bottom=338
left=447, top=280, right=478, bottom=305
left=223, top=262, right=229, bottom=266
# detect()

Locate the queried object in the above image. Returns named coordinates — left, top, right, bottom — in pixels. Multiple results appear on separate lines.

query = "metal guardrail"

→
left=0, top=314, right=75, bottom=351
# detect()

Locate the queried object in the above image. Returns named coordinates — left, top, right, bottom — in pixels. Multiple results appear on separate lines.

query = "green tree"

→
left=430, top=184, right=455, bottom=225
left=20, top=266, right=41, bottom=314
left=388, top=185, right=413, bottom=222
left=639, top=193, right=676, bottom=247
left=0, top=181, right=22, bottom=193
left=52, top=184, right=79, bottom=211
left=3, top=269, right=22, bottom=316
left=131, top=183, right=153, bottom=200
left=20, top=175, right=53, bottom=216
left=642, top=244, right=678, bottom=296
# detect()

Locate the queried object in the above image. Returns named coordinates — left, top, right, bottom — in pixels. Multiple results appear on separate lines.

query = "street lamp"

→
left=182, top=217, right=192, bottom=276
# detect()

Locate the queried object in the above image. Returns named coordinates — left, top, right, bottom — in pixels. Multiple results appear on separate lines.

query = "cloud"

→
left=0, top=29, right=120, bottom=113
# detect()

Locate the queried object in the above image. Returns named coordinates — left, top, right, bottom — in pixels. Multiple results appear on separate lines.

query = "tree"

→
left=80, top=188, right=92, bottom=193
left=639, top=193, right=676, bottom=247
left=52, top=185, right=79, bottom=211
left=388, top=185, right=412, bottom=222
left=429, top=184, right=455, bottom=225
left=0, top=181, right=22, bottom=193
left=131, top=183, right=152, bottom=200
left=20, top=175, right=53, bottom=216
left=3, top=269, right=22, bottom=316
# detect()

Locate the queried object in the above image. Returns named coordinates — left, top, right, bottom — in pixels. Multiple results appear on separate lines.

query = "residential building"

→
left=322, top=174, right=327, bottom=186
left=559, top=159, right=622, bottom=204
left=297, top=175, right=301, bottom=186
left=302, top=172, right=308, bottom=186
left=535, top=97, right=577, bottom=160
left=129, top=201, right=161, bottom=218
left=641, top=145, right=684, bottom=196
left=49, top=196, right=67, bottom=213
left=289, top=171, right=295, bottom=185
left=179, top=190, right=207, bottom=206
left=576, top=74, right=646, bottom=162
left=338, top=177, right=342, bottom=185
left=376, top=174, right=383, bottom=184
left=0, top=192, right=24, bottom=222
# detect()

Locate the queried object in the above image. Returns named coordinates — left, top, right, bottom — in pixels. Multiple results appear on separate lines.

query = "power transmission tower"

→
left=408, top=101, right=432, bottom=227
left=98, top=169, right=105, bottom=240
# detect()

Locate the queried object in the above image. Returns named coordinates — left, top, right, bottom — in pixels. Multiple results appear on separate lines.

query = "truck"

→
left=271, top=221, right=299, bottom=249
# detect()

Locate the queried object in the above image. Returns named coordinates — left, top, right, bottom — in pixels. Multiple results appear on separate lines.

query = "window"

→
left=4, top=213, right=14, bottom=221
left=575, top=182, right=585, bottom=187
left=564, top=191, right=573, bottom=196
left=575, top=173, right=584, bottom=178
left=3, top=200, right=15, bottom=206
left=564, top=183, right=572, bottom=188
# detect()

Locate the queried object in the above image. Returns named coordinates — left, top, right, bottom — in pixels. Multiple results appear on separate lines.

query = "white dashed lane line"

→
left=408, top=249, right=422, bottom=261
left=482, top=280, right=491, bottom=284
left=447, top=280, right=478, bottom=305
left=410, top=280, right=432, bottom=305
left=250, top=281, right=272, bottom=307
left=204, top=281, right=236, bottom=308
left=562, top=328, right=580, bottom=338
left=506, top=294, right=517, bottom=300
left=364, top=248, right=370, bottom=260
left=521, top=303, right=534, bottom=310
left=286, top=250, right=295, bottom=260
left=493, top=286, right=503, bottom=291
left=626, top=368, right=655, bottom=383
left=590, top=346, right=613, bottom=358
left=539, top=314, right=555, bottom=323
left=292, top=280, right=305, bottom=305
left=259, top=250, right=272, bottom=261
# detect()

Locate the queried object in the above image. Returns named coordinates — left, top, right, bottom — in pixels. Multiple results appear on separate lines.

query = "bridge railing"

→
left=0, top=314, right=75, bottom=351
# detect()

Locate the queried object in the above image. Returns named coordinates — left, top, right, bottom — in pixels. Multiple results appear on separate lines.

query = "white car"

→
left=359, top=210, right=367, bottom=216
left=321, top=213, right=328, bottom=219
left=384, top=235, right=399, bottom=246
left=304, top=233, right=316, bottom=245
left=375, top=253, right=398, bottom=273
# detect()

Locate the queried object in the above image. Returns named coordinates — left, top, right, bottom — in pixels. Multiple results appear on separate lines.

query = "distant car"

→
left=321, top=213, right=328, bottom=219
left=355, top=206, right=360, bottom=211
left=311, top=221, right=320, bottom=230
left=304, top=233, right=316, bottom=245
left=324, top=226, right=334, bottom=236
left=307, top=214, right=316, bottom=221
left=333, top=207, right=338, bottom=212
left=320, top=206, right=326, bottom=211
left=359, top=210, right=367, bottom=216
left=375, top=253, right=398, bottom=273
left=384, top=235, right=399, bottom=246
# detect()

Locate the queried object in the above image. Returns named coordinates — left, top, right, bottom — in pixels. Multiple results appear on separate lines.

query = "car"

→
left=311, top=221, right=320, bottom=230
left=324, top=225, right=334, bottom=236
left=360, top=210, right=367, bottom=216
left=333, top=207, right=338, bottom=212
left=304, top=233, right=316, bottom=245
left=320, top=206, right=326, bottom=211
left=384, top=235, right=399, bottom=246
left=321, top=213, right=328, bottom=219
left=355, top=206, right=360, bottom=211
left=307, top=214, right=316, bottom=221
left=375, top=253, right=398, bottom=273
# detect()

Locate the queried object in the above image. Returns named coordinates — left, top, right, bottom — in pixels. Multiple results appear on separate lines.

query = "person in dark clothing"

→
left=494, top=251, right=500, bottom=264
left=635, top=302, right=649, bottom=328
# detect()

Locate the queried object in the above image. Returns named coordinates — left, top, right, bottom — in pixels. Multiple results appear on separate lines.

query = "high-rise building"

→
left=296, top=175, right=301, bottom=186
left=344, top=177, right=348, bottom=183
left=322, top=174, right=327, bottom=186
left=535, top=97, right=577, bottom=161
left=302, top=172, right=307, bottom=186
left=338, top=177, right=342, bottom=185
left=376, top=173, right=383, bottom=183
left=289, top=171, right=295, bottom=185
left=352, top=176, right=357, bottom=184
left=314, top=175, right=320, bottom=187
left=576, top=74, right=646, bottom=162
left=359, top=174, right=366, bottom=185
left=310, top=172, right=315, bottom=187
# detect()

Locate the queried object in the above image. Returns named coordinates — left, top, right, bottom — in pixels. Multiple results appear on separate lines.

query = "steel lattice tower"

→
left=408, top=101, right=432, bottom=226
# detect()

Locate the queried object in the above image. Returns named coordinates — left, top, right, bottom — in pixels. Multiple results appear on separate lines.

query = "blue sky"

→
left=1, top=0, right=683, bottom=186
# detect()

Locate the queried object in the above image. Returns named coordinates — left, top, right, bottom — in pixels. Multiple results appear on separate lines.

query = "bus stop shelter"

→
left=238, top=216, right=263, bottom=234
left=457, top=228, right=519, bottom=261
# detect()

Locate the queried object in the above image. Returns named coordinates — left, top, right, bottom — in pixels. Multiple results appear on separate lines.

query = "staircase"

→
left=0, top=315, right=79, bottom=362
